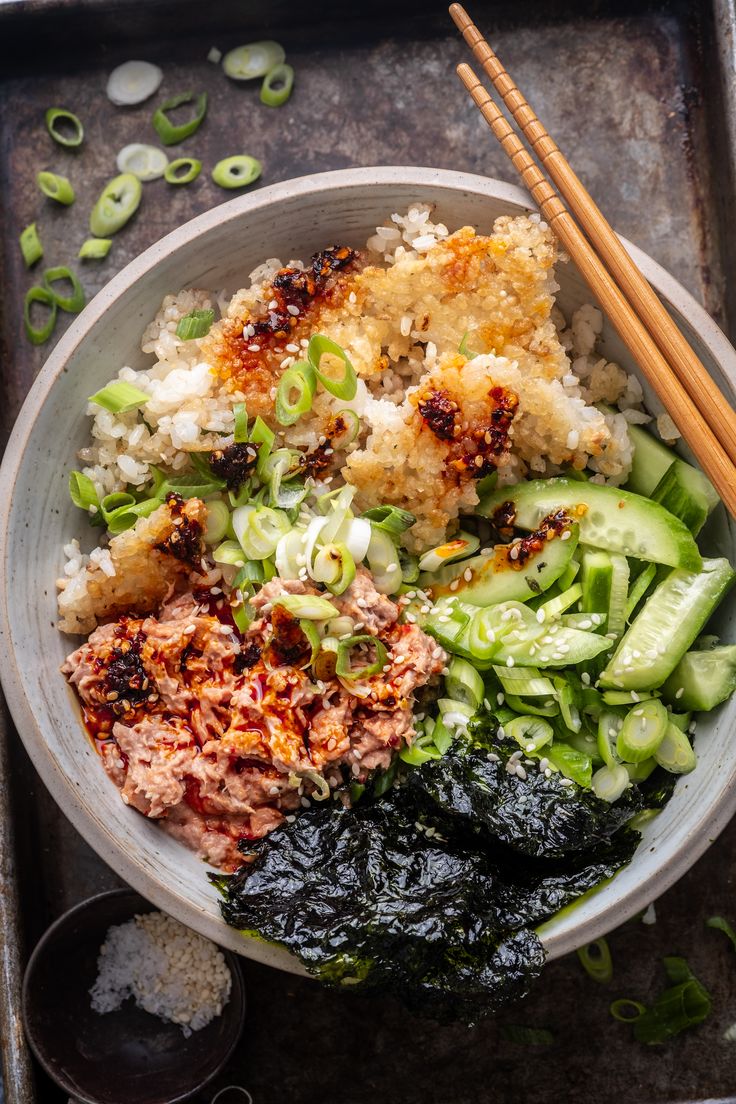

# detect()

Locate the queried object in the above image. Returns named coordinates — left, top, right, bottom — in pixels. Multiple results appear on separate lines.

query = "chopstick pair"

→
left=449, top=3, right=736, bottom=519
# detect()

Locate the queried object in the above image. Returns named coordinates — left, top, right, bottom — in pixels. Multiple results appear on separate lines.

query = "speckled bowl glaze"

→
left=1, top=167, right=735, bottom=975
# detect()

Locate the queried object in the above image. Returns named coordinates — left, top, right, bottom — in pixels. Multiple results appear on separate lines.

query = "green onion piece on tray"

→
left=212, top=154, right=262, bottom=189
left=274, top=594, right=339, bottom=621
left=37, top=171, right=75, bottom=206
left=632, top=967, right=711, bottom=1045
left=43, top=266, right=85, bottom=313
left=24, top=286, right=57, bottom=345
left=19, top=223, right=43, bottom=268
left=260, top=63, right=294, bottom=107
left=88, top=380, right=149, bottom=414
left=336, top=634, right=388, bottom=679
left=45, top=106, right=84, bottom=148
left=79, top=238, right=112, bottom=260
left=176, top=308, right=214, bottom=340
left=307, top=334, right=357, bottom=400
left=577, top=938, right=613, bottom=984
left=610, top=999, right=646, bottom=1023
left=275, top=362, right=316, bottom=425
left=499, top=1025, right=554, bottom=1047
left=116, top=143, right=169, bottom=182
left=361, top=504, right=416, bottom=536
left=152, top=91, right=208, bottom=145
left=107, top=60, right=163, bottom=106
left=89, top=173, right=142, bottom=236
left=223, top=41, right=285, bottom=80
left=68, top=471, right=100, bottom=512
left=164, top=157, right=202, bottom=185
left=706, top=915, right=736, bottom=951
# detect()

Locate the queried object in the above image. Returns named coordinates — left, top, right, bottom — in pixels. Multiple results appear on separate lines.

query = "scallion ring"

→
left=164, top=157, right=202, bottom=185
left=260, top=63, right=294, bottom=107
left=250, top=415, right=275, bottom=476
left=45, top=107, right=84, bottom=148
left=68, top=471, right=100, bottom=513
left=223, top=41, right=285, bottom=81
left=307, top=334, right=357, bottom=400
left=504, top=715, right=554, bottom=753
left=152, top=91, right=208, bottom=145
left=233, top=402, right=248, bottom=443
left=366, top=527, right=402, bottom=594
left=43, top=266, right=85, bottom=313
left=19, top=223, right=43, bottom=268
left=176, top=308, right=214, bottom=340
left=577, top=938, right=613, bottom=984
left=107, top=60, right=163, bottom=106
left=89, top=173, right=142, bottom=237
left=329, top=409, right=361, bottom=449
left=37, top=171, right=75, bottom=206
left=24, top=286, right=57, bottom=345
left=312, top=542, right=356, bottom=596
left=116, top=143, right=169, bottom=181
left=213, top=540, right=246, bottom=568
left=314, top=637, right=339, bottom=681
left=273, top=594, right=339, bottom=621
left=79, top=238, right=112, bottom=260
left=203, top=500, right=230, bottom=545
left=88, top=380, right=149, bottom=414
left=336, top=634, right=388, bottom=680
left=212, top=154, right=262, bottom=189
left=105, top=497, right=160, bottom=534
left=610, top=999, right=646, bottom=1023
left=361, top=504, right=416, bottom=537
left=275, top=362, right=316, bottom=425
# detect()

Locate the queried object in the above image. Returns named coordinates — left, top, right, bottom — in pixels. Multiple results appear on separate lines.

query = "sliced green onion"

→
left=233, top=402, right=249, bottom=443
left=544, top=742, right=592, bottom=788
left=297, top=619, right=321, bottom=668
left=250, top=415, right=275, bottom=476
left=591, top=762, right=629, bottom=802
left=400, top=741, right=441, bottom=766
left=602, top=690, right=660, bottom=706
left=625, top=562, right=657, bottom=620
left=312, top=542, right=356, bottom=596
left=465, top=607, right=502, bottom=662
left=617, top=698, right=668, bottom=763
left=152, top=91, right=208, bottom=145
left=610, top=999, right=646, bottom=1023
left=223, top=41, right=285, bottom=81
left=492, top=666, right=556, bottom=698
left=336, top=634, right=388, bottom=679
left=706, top=916, right=736, bottom=952
left=418, top=531, right=480, bottom=573
left=330, top=409, right=361, bottom=449
left=597, top=709, right=624, bottom=767
left=45, top=107, right=83, bottom=148
left=274, top=594, right=339, bottom=621
left=68, top=471, right=100, bottom=512
left=88, top=380, right=149, bottom=413
left=399, top=548, right=420, bottom=584
left=366, top=526, right=402, bottom=594
left=89, top=173, right=142, bottom=236
left=499, top=1025, right=554, bottom=1047
left=213, top=540, right=246, bottom=568
left=231, top=602, right=252, bottom=634
left=654, top=722, right=696, bottom=774
left=633, top=973, right=711, bottom=1044
left=275, top=362, right=316, bottom=425
left=105, top=497, right=160, bottom=534
left=203, top=499, right=230, bottom=544
left=19, top=223, right=43, bottom=268
left=307, top=334, right=358, bottom=401
left=37, top=171, right=75, bottom=206
left=554, top=677, right=582, bottom=733
left=431, top=716, right=454, bottom=755
left=361, top=504, right=416, bottom=536
left=444, top=656, right=484, bottom=709
left=505, top=693, right=558, bottom=717
left=505, top=716, right=554, bottom=753
left=176, top=309, right=214, bottom=340
left=164, top=157, right=202, bottom=185
left=116, top=143, right=169, bottom=181
left=107, top=60, right=163, bottom=106
left=233, top=504, right=290, bottom=559
left=260, top=63, right=294, bottom=107
left=537, top=583, right=583, bottom=622
left=314, top=636, right=339, bottom=681
left=577, top=938, right=613, bottom=984
left=212, top=155, right=262, bottom=189
left=24, top=286, right=57, bottom=345
left=43, top=266, right=85, bottom=313
left=156, top=470, right=225, bottom=500
left=79, top=238, right=112, bottom=260
left=458, top=330, right=478, bottom=358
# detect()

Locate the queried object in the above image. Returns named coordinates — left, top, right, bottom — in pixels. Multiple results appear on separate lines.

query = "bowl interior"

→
left=22, top=889, right=246, bottom=1104
left=2, top=167, right=735, bottom=970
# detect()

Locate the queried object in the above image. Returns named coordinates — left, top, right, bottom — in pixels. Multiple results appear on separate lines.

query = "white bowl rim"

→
left=2, top=164, right=736, bottom=967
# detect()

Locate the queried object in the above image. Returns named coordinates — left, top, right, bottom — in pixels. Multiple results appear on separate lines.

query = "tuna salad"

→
left=59, top=204, right=736, bottom=1017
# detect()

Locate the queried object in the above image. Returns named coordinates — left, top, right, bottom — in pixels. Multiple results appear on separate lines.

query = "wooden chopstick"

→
left=453, top=61, right=736, bottom=518
left=450, top=2, right=736, bottom=469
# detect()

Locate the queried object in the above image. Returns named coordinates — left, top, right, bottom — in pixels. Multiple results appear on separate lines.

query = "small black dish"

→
left=22, top=888, right=246, bottom=1104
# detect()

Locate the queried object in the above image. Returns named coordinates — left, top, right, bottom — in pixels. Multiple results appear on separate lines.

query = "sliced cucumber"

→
left=599, top=558, right=736, bottom=690
left=494, top=624, right=613, bottom=668
left=545, top=742, right=592, bottom=787
left=625, top=562, right=657, bottom=621
left=581, top=549, right=612, bottom=630
left=651, top=459, right=719, bottom=536
left=654, top=722, right=696, bottom=774
left=616, top=699, right=668, bottom=763
left=607, top=554, right=630, bottom=638
left=661, top=644, right=736, bottom=712
left=562, top=726, right=603, bottom=765
left=479, top=478, right=701, bottom=571
left=623, top=422, right=676, bottom=497
left=421, top=524, right=578, bottom=605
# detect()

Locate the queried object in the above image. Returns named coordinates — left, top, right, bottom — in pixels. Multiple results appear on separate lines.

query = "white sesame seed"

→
left=247, top=343, right=261, bottom=352
left=675, top=688, right=684, bottom=699
left=506, top=656, right=515, bottom=667
left=287, top=304, right=300, bottom=316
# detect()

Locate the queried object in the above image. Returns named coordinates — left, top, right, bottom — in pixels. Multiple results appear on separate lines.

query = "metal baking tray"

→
left=2, top=1, right=736, bottom=1100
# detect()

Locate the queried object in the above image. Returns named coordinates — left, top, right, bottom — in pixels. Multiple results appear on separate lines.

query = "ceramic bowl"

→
left=1, top=167, right=735, bottom=974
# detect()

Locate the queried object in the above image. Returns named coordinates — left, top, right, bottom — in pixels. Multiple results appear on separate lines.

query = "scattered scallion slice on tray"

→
left=260, top=63, right=294, bottom=107
left=89, top=173, right=142, bottom=236
left=19, top=223, right=43, bottom=268
left=88, top=380, right=149, bottom=414
left=42, top=266, right=86, bottom=313
left=212, top=154, right=262, bottom=189
left=706, top=915, right=736, bottom=951
left=152, top=91, right=208, bottom=145
left=577, top=937, right=613, bottom=983
left=106, top=60, right=163, bottom=106
left=79, top=238, right=112, bottom=260
left=222, top=41, right=286, bottom=80
left=37, top=171, right=75, bottom=205
left=164, top=157, right=202, bottom=185
left=116, top=143, right=169, bottom=181
left=24, top=286, right=57, bottom=345
left=45, top=107, right=83, bottom=148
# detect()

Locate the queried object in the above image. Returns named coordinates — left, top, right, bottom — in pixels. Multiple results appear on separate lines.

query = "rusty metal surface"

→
left=1, top=1, right=736, bottom=1102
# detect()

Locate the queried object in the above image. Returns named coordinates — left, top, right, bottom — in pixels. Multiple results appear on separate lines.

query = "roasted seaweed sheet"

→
left=214, top=745, right=643, bottom=1019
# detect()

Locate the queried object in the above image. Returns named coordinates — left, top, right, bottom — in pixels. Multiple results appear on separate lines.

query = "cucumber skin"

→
left=661, top=645, right=736, bottom=712
left=650, top=459, right=716, bottom=536
left=623, top=423, right=676, bottom=497
left=478, top=478, right=702, bottom=572
left=599, top=558, right=736, bottom=691
left=422, top=525, right=578, bottom=606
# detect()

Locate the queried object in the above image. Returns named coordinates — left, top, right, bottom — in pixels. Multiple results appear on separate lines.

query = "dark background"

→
left=1, top=0, right=736, bottom=1101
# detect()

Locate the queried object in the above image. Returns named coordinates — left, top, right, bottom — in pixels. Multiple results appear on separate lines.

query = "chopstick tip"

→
left=449, top=2, right=470, bottom=27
